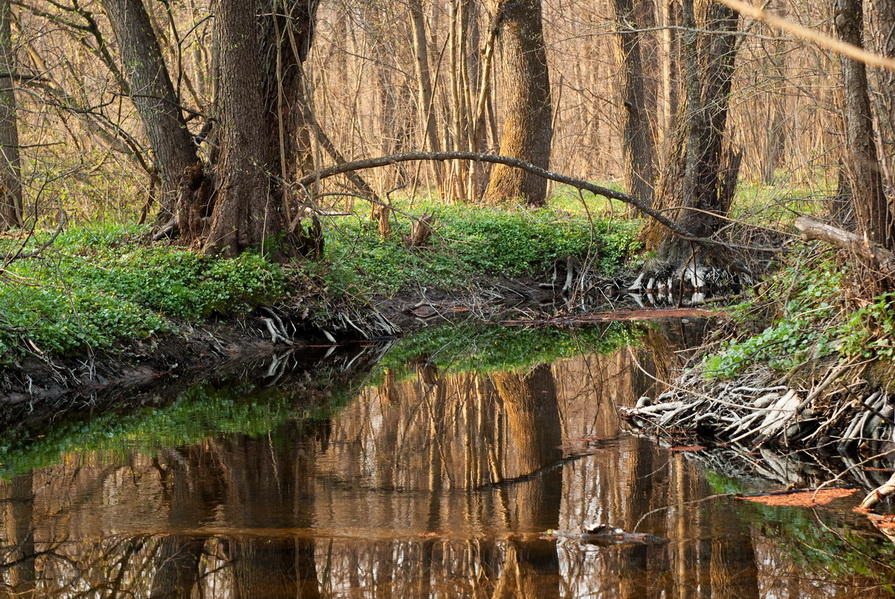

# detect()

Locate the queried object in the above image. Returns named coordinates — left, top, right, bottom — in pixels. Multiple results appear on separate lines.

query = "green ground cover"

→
left=0, top=201, right=640, bottom=362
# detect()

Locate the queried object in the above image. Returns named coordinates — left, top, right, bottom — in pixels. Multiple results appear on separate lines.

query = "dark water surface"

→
left=1, top=321, right=894, bottom=597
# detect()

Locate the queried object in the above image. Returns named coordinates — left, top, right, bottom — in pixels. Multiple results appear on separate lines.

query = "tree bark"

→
left=204, top=0, right=284, bottom=257
left=640, top=0, right=739, bottom=270
left=613, top=0, right=657, bottom=208
left=837, top=0, right=895, bottom=249
left=195, top=0, right=318, bottom=256
left=409, top=0, right=444, bottom=191
left=678, top=0, right=738, bottom=239
left=483, top=0, right=553, bottom=206
left=0, top=0, right=21, bottom=230
left=101, top=0, right=197, bottom=223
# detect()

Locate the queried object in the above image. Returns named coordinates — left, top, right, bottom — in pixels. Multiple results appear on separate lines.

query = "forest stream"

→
left=1, top=318, right=894, bottom=598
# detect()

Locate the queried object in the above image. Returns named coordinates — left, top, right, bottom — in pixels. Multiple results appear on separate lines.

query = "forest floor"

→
left=0, top=200, right=647, bottom=405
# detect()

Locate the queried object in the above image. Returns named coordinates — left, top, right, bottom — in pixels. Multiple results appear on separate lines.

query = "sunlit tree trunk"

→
left=640, top=0, right=739, bottom=269
left=613, top=0, right=656, bottom=207
left=837, top=0, right=894, bottom=250
left=483, top=0, right=553, bottom=206
left=0, top=0, right=22, bottom=230
left=409, top=0, right=445, bottom=191
left=870, top=0, right=895, bottom=188
left=101, top=0, right=198, bottom=223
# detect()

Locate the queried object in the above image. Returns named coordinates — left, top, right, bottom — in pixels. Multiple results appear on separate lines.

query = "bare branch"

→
left=718, top=0, right=895, bottom=71
left=298, top=151, right=703, bottom=241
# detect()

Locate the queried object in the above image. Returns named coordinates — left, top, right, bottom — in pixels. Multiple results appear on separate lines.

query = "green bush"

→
left=702, top=246, right=844, bottom=378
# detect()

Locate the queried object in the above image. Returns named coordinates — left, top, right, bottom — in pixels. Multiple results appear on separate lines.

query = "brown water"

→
left=1, top=322, right=894, bottom=598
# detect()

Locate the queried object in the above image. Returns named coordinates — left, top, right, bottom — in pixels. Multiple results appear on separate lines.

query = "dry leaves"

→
left=738, top=487, right=858, bottom=507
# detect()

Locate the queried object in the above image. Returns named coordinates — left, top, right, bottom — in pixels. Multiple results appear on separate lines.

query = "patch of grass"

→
left=318, top=204, right=640, bottom=298
left=0, top=201, right=639, bottom=360
left=0, top=222, right=287, bottom=359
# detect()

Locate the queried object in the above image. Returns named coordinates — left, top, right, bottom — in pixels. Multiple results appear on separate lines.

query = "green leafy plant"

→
left=702, top=246, right=844, bottom=378
left=0, top=223, right=286, bottom=359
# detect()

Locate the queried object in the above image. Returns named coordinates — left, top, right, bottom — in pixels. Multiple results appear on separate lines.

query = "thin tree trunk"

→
left=0, top=0, right=20, bottom=230
left=613, top=0, right=657, bottom=208
left=409, top=0, right=444, bottom=190
left=638, top=0, right=739, bottom=271
left=838, top=0, right=894, bottom=249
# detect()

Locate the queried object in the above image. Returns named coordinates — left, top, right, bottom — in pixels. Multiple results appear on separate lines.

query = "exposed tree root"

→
left=621, top=359, right=895, bottom=454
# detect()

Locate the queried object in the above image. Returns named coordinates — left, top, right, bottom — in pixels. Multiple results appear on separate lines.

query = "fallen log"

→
left=794, top=216, right=895, bottom=277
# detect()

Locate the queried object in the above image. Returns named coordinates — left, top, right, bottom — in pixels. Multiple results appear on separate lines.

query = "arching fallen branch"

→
left=297, top=151, right=704, bottom=242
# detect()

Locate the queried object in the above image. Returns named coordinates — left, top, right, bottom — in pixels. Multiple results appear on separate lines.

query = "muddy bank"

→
left=0, top=267, right=720, bottom=414
left=0, top=276, right=552, bottom=407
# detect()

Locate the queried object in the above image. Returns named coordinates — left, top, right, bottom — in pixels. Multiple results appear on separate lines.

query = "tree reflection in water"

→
left=0, top=321, right=893, bottom=597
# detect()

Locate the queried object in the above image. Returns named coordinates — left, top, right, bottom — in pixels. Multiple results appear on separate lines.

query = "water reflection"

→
left=1, top=321, right=893, bottom=597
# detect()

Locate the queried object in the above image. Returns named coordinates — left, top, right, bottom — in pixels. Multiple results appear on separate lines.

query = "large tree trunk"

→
left=188, top=0, right=317, bottom=256
left=260, top=0, right=317, bottom=184
left=483, top=0, right=553, bottom=206
left=101, top=0, right=198, bottom=223
left=837, top=0, right=894, bottom=250
left=0, top=0, right=21, bottom=230
left=204, top=0, right=285, bottom=257
left=613, top=0, right=657, bottom=208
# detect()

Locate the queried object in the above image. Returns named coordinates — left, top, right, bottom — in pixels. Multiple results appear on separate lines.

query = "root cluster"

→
left=621, top=361, right=895, bottom=452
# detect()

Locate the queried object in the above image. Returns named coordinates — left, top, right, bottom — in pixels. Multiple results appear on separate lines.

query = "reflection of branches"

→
left=0, top=539, right=67, bottom=569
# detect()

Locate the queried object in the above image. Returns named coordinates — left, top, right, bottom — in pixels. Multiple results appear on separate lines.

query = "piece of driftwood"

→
left=860, top=471, right=895, bottom=510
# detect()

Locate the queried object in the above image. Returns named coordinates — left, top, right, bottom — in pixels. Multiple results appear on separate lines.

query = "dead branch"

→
left=859, top=471, right=895, bottom=510
left=1, top=208, right=68, bottom=264
left=297, top=151, right=703, bottom=242
left=794, top=216, right=895, bottom=276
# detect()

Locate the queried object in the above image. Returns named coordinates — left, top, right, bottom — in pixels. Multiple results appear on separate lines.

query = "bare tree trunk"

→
left=0, top=0, right=20, bottom=230
left=101, top=0, right=198, bottom=223
left=204, top=0, right=285, bottom=257
left=613, top=0, right=657, bottom=208
left=678, top=0, right=738, bottom=239
left=869, top=0, right=895, bottom=186
left=639, top=0, right=739, bottom=273
left=409, top=0, right=444, bottom=190
left=658, top=0, right=681, bottom=149
left=483, top=0, right=553, bottom=206
left=839, top=0, right=895, bottom=249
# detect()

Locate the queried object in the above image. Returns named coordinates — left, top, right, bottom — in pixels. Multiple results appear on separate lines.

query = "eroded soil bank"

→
left=2, top=270, right=720, bottom=420
left=0, top=276, right=581, bottom=407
